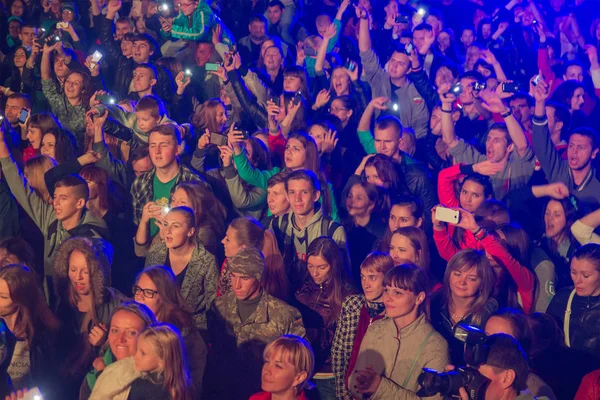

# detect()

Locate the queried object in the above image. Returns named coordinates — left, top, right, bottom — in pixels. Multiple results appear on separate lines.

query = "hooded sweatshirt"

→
left=0, top=156, right=109, bottom=275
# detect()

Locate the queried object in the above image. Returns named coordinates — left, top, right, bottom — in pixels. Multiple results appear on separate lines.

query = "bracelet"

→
left=472, top=227, right=483, bottom=236
left=441, top=108, right=453, bottom=114
left=501, top=109, right=512, bottom=118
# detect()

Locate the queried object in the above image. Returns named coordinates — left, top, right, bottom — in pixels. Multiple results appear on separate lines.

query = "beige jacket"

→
left=349, top=314, right=449, bottom=400
left=90, top=357, right=140, bottom=400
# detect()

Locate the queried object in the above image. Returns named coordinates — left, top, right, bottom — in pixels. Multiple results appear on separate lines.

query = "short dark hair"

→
left=569, top=126, right=600, bottom=150
left=375, top=115, right=403, bottom=138
left=573, top=243, right=600, bottom=272
left=413, top=23, right=433, bottom=33
left=267, top=170, right=291, bottom=188
left=54, top=174, right=89, bottom=202
left=148, top=124, right=182, bottom=145
left=116, top=16, right=131, bottom=25
left=6, top=92, right=31, bottom=109
left=135, top=95, right=166, bottom=119
left=135, top=63, right=158, bottom=80
left=132, top=33, right=157, bottom=53
left=563, top=60, right=584, bottom=76
left=383, top=263, right=428, bottom=313
left=130, top=145, right=150, bottom=164
left=509, top=92, right=534, bottom=108
left=285, top=169, right=320, bottom=193
left=545, top=101, right=571, bottom=138
left=122, top=32, right=136, bottom=42
left=488, top=122, right=512, bottom=146
left=267, top=0, right=284, bottom=9
left=461, top=70, right=485, bottom=82
left=249, top=14, right=267, bottom=25
left=485, top=333, right=530, bottom=393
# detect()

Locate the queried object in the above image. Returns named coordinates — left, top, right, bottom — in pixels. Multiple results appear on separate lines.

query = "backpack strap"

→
left=402, top=329, right=435, bottom=388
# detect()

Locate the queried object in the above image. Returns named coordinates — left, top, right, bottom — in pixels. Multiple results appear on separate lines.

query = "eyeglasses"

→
left=132, top=285, right=159, bottom=299
left=329, top=107, right=348, bottom=113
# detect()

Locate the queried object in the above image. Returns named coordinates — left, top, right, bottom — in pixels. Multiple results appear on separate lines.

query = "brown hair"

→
left=0, top=264, right=60, bottom=343
left=24, top=155, right=56, bottom=203
left=360, top=251, right=394, bottom=274
left=229, top=217, right=266, bottom=250
left=191, top=98, right=227, bottom=133
left=442, top=249, right=496, bottom=326
left=79, top=165, right=122, bottom=214
left=148, top=123, right=182, bottom=145
left=267, top=170, right=292, bottom=188
left=136, top=266, right=195, bottom=332
left=392, top=227, right=430, bottom=271
left=174, top=181, right=226, bottom=240
left=27, top=113, right=61, bottom=135
left=135, top=94, right=166, bottom=119
left=384, top=263, right=429, bottom=315
left=42, top=129, right=77, bottom=164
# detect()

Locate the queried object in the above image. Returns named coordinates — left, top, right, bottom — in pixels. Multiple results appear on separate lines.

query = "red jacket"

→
left=249, top=390, right=310, bottom=400
left=575, top=369, right=600, bottom=400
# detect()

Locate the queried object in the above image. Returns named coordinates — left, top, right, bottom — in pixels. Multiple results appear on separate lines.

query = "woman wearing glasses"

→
left=132, top=265, right=207, bottom=397
left=145, top=206, right=218, bottom=338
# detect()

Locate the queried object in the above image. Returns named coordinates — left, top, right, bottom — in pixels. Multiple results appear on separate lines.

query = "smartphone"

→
left=449, top=82, right=463, bottom=96
left=343, top=59, right=356, bottom=72
left=270, top=95, right=280, bottom=107
left=436, top=207, right=460, bottom=224
left=417, top=7, right=426, bottom=16
left=183, top=68, right=192, bottom=83
left=205, top=62, right=220, bottom=71
left=18, top=108, right=29, bottom=124
left=304, top=47, right=317, bottom=57
left=57, top=21, right=68, bottom=29
left=502, top=82, right=520, bottom=93
left=392, top=103, right=399, bottom=111
left=472, top=82, right=487, bottom=92
left=532, top=74, right=541, bottom=86
left=52, top=34, right=61, bottom=43
left=91, top=50, right=103, bottom=63
left=158, top=3, right=169, bottom=11
left=96, top=94, right=116, bottom=105
left=35, top=28, right=46, bottom=47
left=209, top=133, right=228, bottom=146
left=233, top=125, right=250, bottom=140
left=0, top=114, right=4, bottom=122
left=395, top=14, right=409, bottom=24
left=405, top=42, right=414, bottom=55
left=532, top=20, right=538, bottom=26
left=292, top=91, right=303, bottom=106
left=20, top=387, right=43, bottom=400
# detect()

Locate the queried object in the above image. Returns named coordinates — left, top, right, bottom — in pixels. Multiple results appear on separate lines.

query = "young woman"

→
left=332, top=252, right=394, bottom=400
left=2, top=46, right=34, bottom=96
left=349, top=264, right=449, bottom=398
left=250, top=335, right=316, bottom=400
left=548, top=243, right=600, bottom=362
left=190, top=98, right=229, bottom=137
left=135, top=181, right=227, bottom=258
left=79, top=302, right=157, bottom=399
left=550, top=80, right=587, bottom=128
left=541, top=198, right=580, bottom=290
left=133, top=266, right=207, bottom=394
left=378, top=196, right=423, bottom=253
left=0, top=264, right=61, bottom=395
left=23, top=155, right=56, bottom=204
left=144, top=206, right=218, bottom=335
left=294, top=237, right=354, bottom=399
left=219, top=216, right=288, bottom=301
left=192, top=131, right=269, bottom=221
left=434, top=165, right=494, bottom=261
left=23, top=113, right=62, bottom=162
left=0, top=238, right=35, bottom=269
left=91, top=324, right=194, bottom=400
left=39, top=129, right=77, bottom=164
left=53, top=237, right=123, bottom=398
left=344, top=181, right=388, bottom=282
left=389, top=227, right=430, bottom=272
left=233, top=131, right=338, bottom=221
left=429, top=249, right=498, bottom=365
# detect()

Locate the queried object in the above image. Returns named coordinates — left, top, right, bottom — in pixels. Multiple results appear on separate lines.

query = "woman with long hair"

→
left=192, top=130, right=269, bottom=221
left=250, top=335, right=316, bottom=400
left=219, top=216, right=288, bottom=301
left=550, top=80, right=587, bottom=128
left=135, top=181, right=227, bottom=258
left=294, top=237, right=354, bottom=399
left=53, top=237, right=122, bottom=397
left=79, top=302, right=157, bottom=399
left=23, top=113, right=62, bottom=162
left=541, top=197, right=580, bottom=290
left=2, top=46, right=32, bottom=96
left=0, top=264, right=61, bottom=394
left=190, top=98, right=229, bottom=136
left=429, top=249, right=498, bottom=365
left=23, top=155, right=56, bottom=204
left=349, top=264, right=449, bottom=398
left=144, top=206, right=218, bottom=335
left=133, top=266, right=207, bottom=394
left=39, top=129, right=77, bottom=164
left=233, top=131, right=338, bottom=220
left=389, top=227, right=431, bottom=273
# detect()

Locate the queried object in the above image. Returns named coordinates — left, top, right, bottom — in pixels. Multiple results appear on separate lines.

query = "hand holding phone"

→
left=18, top=108, right=30, bottom=124
left=205, top=62, right=221, bottom=72
left=209, top=133, right=228, bottom=146
left=435, top=207, right=460, bottom=224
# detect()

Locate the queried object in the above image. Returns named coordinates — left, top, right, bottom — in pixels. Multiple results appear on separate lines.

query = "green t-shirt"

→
left=150, top=173, right=179, bottom=237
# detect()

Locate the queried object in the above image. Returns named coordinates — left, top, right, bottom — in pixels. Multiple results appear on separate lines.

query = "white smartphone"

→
left=436, top=207, right=460, bottom=225
left=21, top=387, right=44, bottom=400
left=91, top=50, right=103, bottom=63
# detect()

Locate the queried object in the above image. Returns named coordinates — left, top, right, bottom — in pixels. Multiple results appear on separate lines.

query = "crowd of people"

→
left=0, top=0, right=600, bottom=398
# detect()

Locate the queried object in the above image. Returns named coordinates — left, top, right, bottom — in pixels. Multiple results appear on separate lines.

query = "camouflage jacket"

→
left=208, top=290, right=306, bottom=398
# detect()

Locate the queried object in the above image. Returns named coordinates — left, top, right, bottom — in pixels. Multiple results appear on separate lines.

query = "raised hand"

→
left=479, top=87, right=509, bottom=114
left=218, top=144, right=234, bottom=167
left=78, top=151, right=102, bottom=166
left=472, top=159, right=506, bottom=176
left=437, top=83, right=456, bottom=104
left=175, top=71, right=192, bottom=94
left=532, top=182, right=569, bottom=199
left=159, top=16, right=173, bottom=33
left=344, top=61, right=359, bottom=81
left=480, top=49, right=498, bottom=65
left=313, top=89, right=331, bottom=110
left=531, top=76, right=550, bottom=103
left=321, top=129, right=338, bottom=153
left=586, top=45, right=599, bottom=69
left=323, top=23, right=337, bottom=40
left=369, top=97, right=389, bottom=110
left=106, top=0, right=122, bottom=15
left=84, top=55, right=101, bottom=77
left=88, top=324, right=108, bottom=346
left=454, top=208, right=480, bottom=232
left=198, top=129, right=211, bottom=149
left=212, top=23, right=222, bottom=46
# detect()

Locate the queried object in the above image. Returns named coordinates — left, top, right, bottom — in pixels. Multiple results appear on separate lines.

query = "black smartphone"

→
left=292, top=91, right=303, bottom=106
left=395, top=14, right=409, bottom=24
left=17, top=108, right=29, bottom=124
left=96, top=94, right=116, bottom=105
left=343, top=59, right=356, bottom=72
left=405, top=42, right=414, bottom=55
left=270, top=95, right=280, bottom=107
left=502, top=82, right=520, bottom=93
left=233, top=125, right=250, bottom=140
left=35, top=28, right=46, bottom=47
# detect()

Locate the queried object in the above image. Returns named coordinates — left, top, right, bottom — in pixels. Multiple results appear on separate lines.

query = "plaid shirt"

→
left=131, top=163, right=209, bottom=225
left=331, top=294, right=366, bottom=400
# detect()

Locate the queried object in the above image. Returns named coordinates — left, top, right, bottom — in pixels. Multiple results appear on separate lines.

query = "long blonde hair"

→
left=263, top=335, right=314, bottom=392
left=139, top=324, right=193, bottom=400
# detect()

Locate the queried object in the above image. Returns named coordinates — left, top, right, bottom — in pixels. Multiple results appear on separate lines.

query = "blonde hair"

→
left=263, top=335, right=314, bottom=392
left=138, top=324, right=193, bottom=400
left=24, top=155, right=57, bottom=203
left=360, top=251, right=395, bottom=274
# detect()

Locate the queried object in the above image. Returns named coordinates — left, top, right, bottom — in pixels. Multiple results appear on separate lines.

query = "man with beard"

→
left=440, top=83, right=535, bottom=200
left=238, top=15, right=268, bottom=66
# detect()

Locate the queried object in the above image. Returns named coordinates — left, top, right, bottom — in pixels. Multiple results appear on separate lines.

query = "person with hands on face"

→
left=440, top=82, right=535, bottom=199
left=349, top=263, right=449, bottom=399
